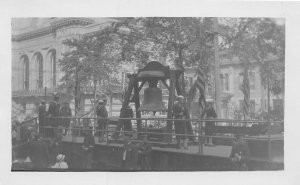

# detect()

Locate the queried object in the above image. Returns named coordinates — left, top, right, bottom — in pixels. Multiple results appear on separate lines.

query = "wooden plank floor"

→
left=154, top=145, right=232, bottom=158
left=62, top=136, right=232, bottom=157
left=62, top=134, right=283, bottom=163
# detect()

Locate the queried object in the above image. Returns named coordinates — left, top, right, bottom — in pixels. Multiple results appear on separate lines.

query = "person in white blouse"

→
left=51, top=154, right=68, bottom=169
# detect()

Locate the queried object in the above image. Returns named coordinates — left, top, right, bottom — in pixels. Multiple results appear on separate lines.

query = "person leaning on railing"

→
left=38, top=100, right=46, bottom=135
left=28, top=132, right=50, bottom=169
left=123, top=105, right=134, bottom=137
left=96, top=99, right=108, bottom=142
left=205, top=104, right=217, bottom=146
left=172, top=96, right=188, bottom=150
left=47, top=94, right=61, bottom=138
left=82, top=124, right=95, bottom=169
left=137, top=134, right=152, bottom=170
left=59, top=102, right=72, bottom=136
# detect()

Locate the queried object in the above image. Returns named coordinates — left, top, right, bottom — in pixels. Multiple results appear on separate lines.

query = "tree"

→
left=58, top=25, right=123, bottom=114
left=114, top=17, right=217, bottom=100
left=220, top=18, right=285, bottom=94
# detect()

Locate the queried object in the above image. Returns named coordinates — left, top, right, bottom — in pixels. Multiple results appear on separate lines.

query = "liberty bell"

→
left=139, top=80, right=167, bottom=112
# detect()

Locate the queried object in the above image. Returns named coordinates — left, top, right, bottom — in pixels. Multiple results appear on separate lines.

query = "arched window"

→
left=21, top=55, right=30, bottom=90
left=46, top=49, right=56, bottom=87
left=50, top=50, right=56, bottom=86
left=34, top=53, right=43, bottom=89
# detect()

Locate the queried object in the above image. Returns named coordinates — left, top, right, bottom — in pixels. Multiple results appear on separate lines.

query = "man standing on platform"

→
left=47, top=94, right=60, bottom=138
left=123, top=105, right=134, bottom=137
left=60, top=102, right=72, bottom=135
left=205, top=103, right=217, bottom=146
left=29, top=133, right=50, bottom=169
left=137, top=134, right=152, bottom=170
left=38, top=100, right=46, bottom=135
left=173, top=96, right=188, bottom=149
left=96, top=99, right=108, bottom=142
left=82, top=123, right=95, bottom=169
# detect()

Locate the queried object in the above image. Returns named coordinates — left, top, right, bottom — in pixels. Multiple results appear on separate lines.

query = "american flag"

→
left=195, top=67, right=206, bottom=118
left=241, top=68, right=250, bottom=119
left=74, top=80, right=82, bottom=114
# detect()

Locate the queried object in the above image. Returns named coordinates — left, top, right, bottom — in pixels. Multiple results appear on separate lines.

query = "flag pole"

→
left=213, top=17, right=221, bottom=119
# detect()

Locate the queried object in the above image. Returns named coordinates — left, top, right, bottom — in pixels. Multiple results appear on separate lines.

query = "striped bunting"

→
left=195, top=67, right=206, bottom=118
left=75, top=81, right=82, bottom=114
left=242, top=68, right=250, bottom=119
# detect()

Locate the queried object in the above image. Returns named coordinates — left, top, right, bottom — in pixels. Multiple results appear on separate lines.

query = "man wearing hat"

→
left=38, top=100, right=46, bottom=135
left=47, top=94, right=61, bottom=138
left=60, top=102, right=72, bottom=135
left=137, top=134, right=152, bottom=170
left=96, top=99, right=108, bottom=141
left=28, top=132, right=50, bottom=169
left=205, top=103, right=217, bottom=146
left=82, top=126, right=95, bottom=169
left=172, top=95, right=188, bottom=149
left=123, top=105, right=134, bottom=136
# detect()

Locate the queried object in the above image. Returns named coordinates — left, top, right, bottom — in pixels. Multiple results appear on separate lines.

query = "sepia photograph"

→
left=2, top=1, right=300, bottom=185
left=11, top=17, right=285, bottom=171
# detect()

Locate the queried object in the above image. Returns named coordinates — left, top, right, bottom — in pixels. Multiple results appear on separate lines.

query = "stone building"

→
left=12, top=18, right=284, bottom=120
left=12, top=18, right=121, bottom=115
left=184, top=56, right=284, bottom=119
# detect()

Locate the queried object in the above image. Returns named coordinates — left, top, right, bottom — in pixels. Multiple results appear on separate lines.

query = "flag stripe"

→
left=241, top=69, right=250, bottom=119
left=195, top=67, right=206, bottom=118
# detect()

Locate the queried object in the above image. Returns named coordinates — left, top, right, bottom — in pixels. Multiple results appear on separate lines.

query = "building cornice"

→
left=12, top=18, right=95, bottom=42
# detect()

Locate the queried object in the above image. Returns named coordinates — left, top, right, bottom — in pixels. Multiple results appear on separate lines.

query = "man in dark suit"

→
left=123, top=105, right=134, bottom=136
left=173, top=96, right=188, bottom=149
left=82, top=127, right=95, bottom=169
left=205, top=103, right=217, bottom=145
left=96, top=99, right=108, bottom=141
left=29, top=133, right=50, bottom=169
left=47, top=94, right=60, bottom=137
left=60, top=102, right=72, bottom=135
left=137, top=134, right=152, bottom=170
left=38, top=100, right=46, bottom=135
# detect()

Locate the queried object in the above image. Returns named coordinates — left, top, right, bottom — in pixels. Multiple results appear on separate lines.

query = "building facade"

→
left=12, top=18, right=284, bottom=120
left=185, top=56, right=284, bottom=119
left=12, top=18, right=120, bottom=115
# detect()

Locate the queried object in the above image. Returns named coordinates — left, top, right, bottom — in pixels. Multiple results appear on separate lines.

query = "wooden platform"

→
left=62, top=134, right=283, bottom=163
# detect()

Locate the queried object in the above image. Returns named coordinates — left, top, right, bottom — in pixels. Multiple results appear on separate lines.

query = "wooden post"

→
left=43, top=87, right=47, bottom=136
left=93, top=77, right=97, bottom=136
left=213, top=18, right=222, bottom=119
left=177, top=71, right=194, bottom=141
left=113, top=74, right=136, bottom=138
left=165, top=70, right=176, bottom=143
left=134, top=79, right=142, bottom=131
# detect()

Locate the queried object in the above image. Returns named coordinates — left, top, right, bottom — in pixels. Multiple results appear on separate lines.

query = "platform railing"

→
left=32, top=116, right=283, bottom=160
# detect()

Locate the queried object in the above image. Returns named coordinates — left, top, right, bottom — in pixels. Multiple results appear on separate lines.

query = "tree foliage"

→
left=58, top=17, right=285, bottom=99
left=220, top=18, right=285, bottom=94
left=58, top=25, right=123, bottom=95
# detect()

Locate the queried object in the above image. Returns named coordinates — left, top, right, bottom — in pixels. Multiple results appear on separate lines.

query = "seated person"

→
left=51, top=154, right=68, bottom=169
left=230, top=134, right=250, bottom=170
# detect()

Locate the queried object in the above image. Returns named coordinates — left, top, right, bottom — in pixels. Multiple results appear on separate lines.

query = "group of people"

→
left=38, top=94, right=72, bottom=138
left=96, top=99, right=134, bottom=140
left=12, top=131, right=68, bottom=170
left=172, top=95, right=218, bottom=149
left=172, top=95, right=250, bottom=169
left=121, top=134, right=152, bottom=170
